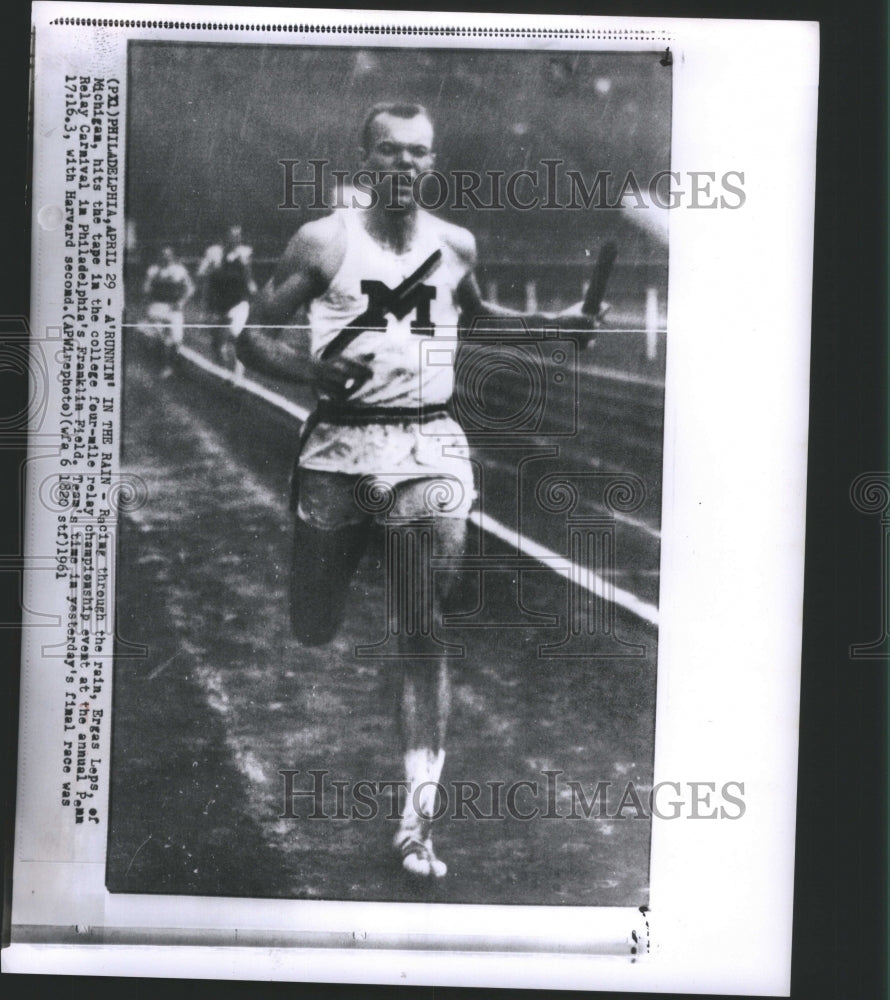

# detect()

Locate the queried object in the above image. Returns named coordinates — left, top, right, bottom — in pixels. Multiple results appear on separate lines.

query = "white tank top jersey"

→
left=307, top=207, right=469, bottom=407
left=300, top=207, right=476, bottom=490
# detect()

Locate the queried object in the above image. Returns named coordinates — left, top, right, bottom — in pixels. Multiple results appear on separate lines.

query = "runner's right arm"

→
left=236, top=218, right=373, bottom=396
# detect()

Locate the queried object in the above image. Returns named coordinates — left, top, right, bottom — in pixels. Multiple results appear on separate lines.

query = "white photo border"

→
left=8, top=5, right=818, bottom=994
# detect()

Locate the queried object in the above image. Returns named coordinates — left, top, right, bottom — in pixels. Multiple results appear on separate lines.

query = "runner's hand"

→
left=310, top=353, right=374, bottom=398
left=554, top=301, right=608, bottom=346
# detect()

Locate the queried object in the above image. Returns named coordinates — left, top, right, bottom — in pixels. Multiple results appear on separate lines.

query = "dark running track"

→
left=107, top=345, right=658, bottom=906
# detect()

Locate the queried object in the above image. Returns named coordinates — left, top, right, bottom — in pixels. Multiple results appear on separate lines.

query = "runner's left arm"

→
left=241, top=246, right=259, bottom=297
left=178, top=266, right=195, bottom=310
left=453, top=238, right=600, bottom=348
left=142, top=265, right=157, bottom=299
left=456, top=271, right=600, bottom=348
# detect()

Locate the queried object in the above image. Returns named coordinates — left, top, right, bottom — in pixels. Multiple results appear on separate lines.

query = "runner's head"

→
left=360, top=103, right=435, bottom=211
left=160, top=244, right=177, bottom=264
left=225, top=224, right=243, bottom=248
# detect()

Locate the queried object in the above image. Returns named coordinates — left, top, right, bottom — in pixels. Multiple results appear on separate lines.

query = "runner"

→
left=238, top=102, right=600, bottom=877
left=141, top=244, right=194, bottom=375
left=197, top=224, right=258, bottom=370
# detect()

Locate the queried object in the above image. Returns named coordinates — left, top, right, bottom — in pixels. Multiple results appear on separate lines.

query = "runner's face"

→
left=364, top=113, right=435, bottom=210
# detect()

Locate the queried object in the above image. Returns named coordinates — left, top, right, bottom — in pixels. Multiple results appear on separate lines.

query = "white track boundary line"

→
left=178, top=345, right=311, bottom=420
left=471, top=510, right=659, bottom=627
left=581, top=364, right=666, bottom=390
left=611, top=508, right=662, bottom=541
left=172, top=344, right=660, bottom=627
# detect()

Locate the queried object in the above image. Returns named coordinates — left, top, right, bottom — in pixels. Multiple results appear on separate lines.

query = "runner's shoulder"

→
left=430, top=215, right=477, bottom=269
left=281, top=214, right=346, bottom=283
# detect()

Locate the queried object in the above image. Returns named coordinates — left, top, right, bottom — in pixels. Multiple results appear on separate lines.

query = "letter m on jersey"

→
left=356, top=249, right=442, bottom=336
left=361, top=278, right=437, bottom=334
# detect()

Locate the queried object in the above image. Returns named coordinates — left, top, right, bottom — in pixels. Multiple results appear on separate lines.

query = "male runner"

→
left=141, top=244, right=194, bottom=375
left=197, top=224, right=258, bottom=369
left=238, top=103, right=598, bottom=878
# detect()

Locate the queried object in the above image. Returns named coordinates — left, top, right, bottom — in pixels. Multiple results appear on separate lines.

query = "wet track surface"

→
left=108, top=346, right=658, bottom=906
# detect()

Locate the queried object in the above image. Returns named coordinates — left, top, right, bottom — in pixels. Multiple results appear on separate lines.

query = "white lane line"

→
left=580, top=364, right=666, bottom=390
left=174, top=346, right=660, bottom=627
left=612, top=509, right=662, bottom=540
left=470, top=510, right=659, bottom=627
left=178, top=345, right=311, bottom=420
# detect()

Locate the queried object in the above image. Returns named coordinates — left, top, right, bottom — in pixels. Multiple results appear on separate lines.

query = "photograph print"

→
left=108, top=39, right=671, bottom=906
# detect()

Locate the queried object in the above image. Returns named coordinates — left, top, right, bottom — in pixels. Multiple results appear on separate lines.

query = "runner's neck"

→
left=360, top=203, right=421, bottom=256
